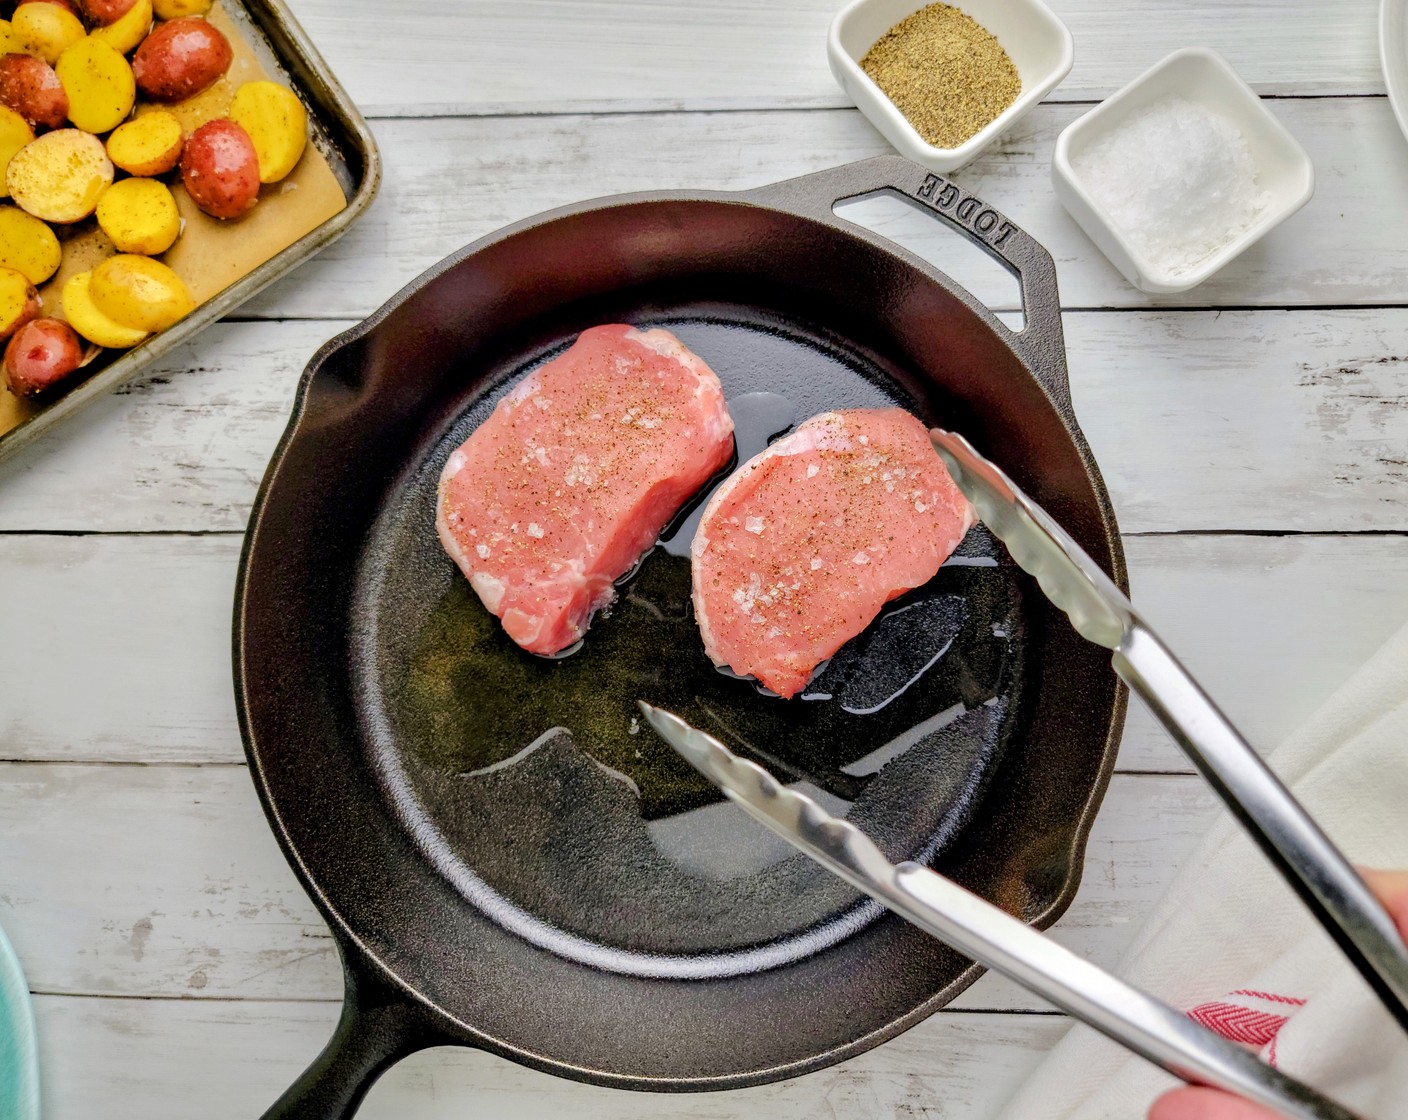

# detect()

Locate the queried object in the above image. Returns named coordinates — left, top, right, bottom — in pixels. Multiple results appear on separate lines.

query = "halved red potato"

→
left=3, top=315, right=80, bottom=397
left=180, top=117, right=258, bottom=219
left=0, top=53, right=68, bottom=131
left=131, top=16, right=231, bottom=102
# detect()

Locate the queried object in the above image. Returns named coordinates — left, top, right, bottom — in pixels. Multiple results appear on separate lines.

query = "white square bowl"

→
left=828, top=0, right=1073, bottom=173
left=1052, top=48, right=1315, bottom=294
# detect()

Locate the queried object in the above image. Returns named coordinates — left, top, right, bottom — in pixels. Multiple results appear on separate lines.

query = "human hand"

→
left=1148, top=869, right=1408, bottom=1120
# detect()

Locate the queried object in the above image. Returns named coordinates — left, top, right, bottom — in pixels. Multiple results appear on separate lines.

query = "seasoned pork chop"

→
left=691, top=408, right=974, bottom=698
left=437, top=324, right=734, bottom=655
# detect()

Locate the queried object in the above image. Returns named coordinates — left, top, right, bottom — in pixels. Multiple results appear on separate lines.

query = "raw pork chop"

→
left=437, top=324, right=734, bottom=655
left=691, top=408, right=974, bottom=698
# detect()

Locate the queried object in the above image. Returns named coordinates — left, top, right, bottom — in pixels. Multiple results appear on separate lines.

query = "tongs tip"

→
left=635, top=699, right=679, bottom=741
left=636, top=701, right=719, bottom=778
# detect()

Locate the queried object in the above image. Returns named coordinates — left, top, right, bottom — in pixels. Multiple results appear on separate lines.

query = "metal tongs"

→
left=640, top=429, right=1408, bottom=1120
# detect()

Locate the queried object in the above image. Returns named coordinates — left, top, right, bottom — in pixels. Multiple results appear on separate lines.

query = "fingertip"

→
left=1149, top=1087, right=1205, bottom=1120
left=1359, top=868, right=1408, bottom=942
left=1149, top=1087, right=1284, bottom=1120
left=1387, top=892, right=1408, bottom=943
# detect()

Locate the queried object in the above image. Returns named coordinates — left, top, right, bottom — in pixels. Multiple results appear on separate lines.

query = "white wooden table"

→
left=3, top=2, right=1408, bottom=1116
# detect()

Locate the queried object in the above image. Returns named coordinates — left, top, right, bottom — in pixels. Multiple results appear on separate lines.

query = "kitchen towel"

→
left=995, top=618, right=1408, bottom=1120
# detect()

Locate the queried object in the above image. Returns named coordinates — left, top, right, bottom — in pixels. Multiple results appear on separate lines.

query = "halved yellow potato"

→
left=89, top=253, right=193, bottom=332
left=229, top=80, right=307, bottom=184
left=91, top=0, right=153, bottom=55
left=105, top=109, right=182, bottom=176
left=0, top=20, right=21, bottom=56
left=11, top=3, right=86, bottom=65
left=0, top=205, right=61, bottom=283
left=7, top=129, right=114, bottom=223
left=0, top=106, right=35, bottom=200
left=57, top=36, right=137, bottom=135
left=0, top=263, right=40, bottom=341
left=96, top=177, right=180, bottom=255
left=152, top=0, right=211, bottom=17
left=63, top=269, right=149, bottom=348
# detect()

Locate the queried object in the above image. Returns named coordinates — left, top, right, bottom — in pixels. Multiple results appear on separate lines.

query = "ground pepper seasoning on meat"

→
left=860, top=3, right=1020, bottom=149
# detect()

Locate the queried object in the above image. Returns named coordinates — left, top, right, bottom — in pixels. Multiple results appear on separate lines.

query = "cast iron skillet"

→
left=235, top=155, right=1127, bottom=1118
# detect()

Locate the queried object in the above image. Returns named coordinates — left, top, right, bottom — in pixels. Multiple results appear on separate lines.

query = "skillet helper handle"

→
left=261, top=956, right=433, bottom=1120
left=744, top=155, right=1070, bottom=408
left=1116, top=624, right=1408, bottom=1034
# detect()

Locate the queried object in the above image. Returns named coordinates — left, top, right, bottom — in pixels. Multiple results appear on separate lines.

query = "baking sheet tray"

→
left=0, top=0, right=381, bottom=466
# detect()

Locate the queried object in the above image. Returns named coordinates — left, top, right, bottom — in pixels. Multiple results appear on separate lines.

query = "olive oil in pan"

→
left=395, top=389, right=1023, bottom=823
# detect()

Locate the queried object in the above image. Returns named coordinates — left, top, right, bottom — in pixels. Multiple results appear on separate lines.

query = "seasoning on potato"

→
left=132, top=16, right=231, bottom=102
left=62, top=268, right=148, bottom=348
left=181, top=117, right=259, bottom=219
left=0, top=264, right=40, bottom=341
left=3, top=316, right=82, bottom=397
left=96, top=176, right=179, bottom=254
left=229, top=80, right=306, bottom=184
left=151, top=0, right=210, bottom=17
left=0, top=106, right=35, bottom=196
left=89, top=253, right=193, bottom=332
left=57, top=36, right=136, bottom=134
left=0, top=205, right=61, bottom=283
left=106, top=108, right=181, bottom=175
left=7, top=127, right=114, bottom=223
left=0, top=53, right=69, bottom=131
left=91, top=0, right=153, bottom=55
left=12, top=1, right=87, bottom=66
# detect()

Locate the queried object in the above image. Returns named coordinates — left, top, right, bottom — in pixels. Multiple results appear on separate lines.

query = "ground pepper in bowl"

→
left=860, top=3, right=1020, bottom=149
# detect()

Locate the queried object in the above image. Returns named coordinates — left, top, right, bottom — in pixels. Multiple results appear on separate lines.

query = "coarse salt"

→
left=1072, top=95, right=1269, bottom=276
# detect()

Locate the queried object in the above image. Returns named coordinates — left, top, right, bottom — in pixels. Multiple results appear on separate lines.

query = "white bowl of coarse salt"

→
left=1052, top=48, right=1314, bottom=294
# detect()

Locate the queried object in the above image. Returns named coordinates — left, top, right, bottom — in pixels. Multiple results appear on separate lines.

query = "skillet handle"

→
left=261, top=951, right=437, bottom=1120
left=743, top=155, right=1071, bottom=410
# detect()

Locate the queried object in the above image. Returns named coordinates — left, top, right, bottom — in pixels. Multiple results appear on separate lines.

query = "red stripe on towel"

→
left=1187, top=1002, right=1290, bottom=1047
left=1229, top=989, right=1307, bottom=1007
